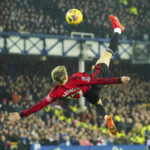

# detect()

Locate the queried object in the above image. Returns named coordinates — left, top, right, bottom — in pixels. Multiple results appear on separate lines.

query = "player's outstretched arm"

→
left=8, top=95, right=56, bottom=122
left=76, top=76, right=130, bottom=86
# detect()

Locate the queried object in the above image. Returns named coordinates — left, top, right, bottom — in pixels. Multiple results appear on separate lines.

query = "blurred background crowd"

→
left=0, top=55, right=150, bottom=149
left=0, top=0, right=150, bottom=40
left=0, top=0, right=150, bottom=149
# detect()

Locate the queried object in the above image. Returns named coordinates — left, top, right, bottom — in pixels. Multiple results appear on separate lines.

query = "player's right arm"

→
left=8, top=93, right=56, bottom=122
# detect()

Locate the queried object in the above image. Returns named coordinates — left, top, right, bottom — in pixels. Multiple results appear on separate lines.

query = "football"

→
left=66, top=9, right=83, bottom=25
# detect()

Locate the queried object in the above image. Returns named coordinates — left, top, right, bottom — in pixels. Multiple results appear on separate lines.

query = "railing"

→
left=0, top=32, right=132, bottom=59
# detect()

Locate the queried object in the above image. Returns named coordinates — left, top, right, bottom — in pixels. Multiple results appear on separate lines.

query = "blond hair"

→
left=51, top=65, right=67, bottom=84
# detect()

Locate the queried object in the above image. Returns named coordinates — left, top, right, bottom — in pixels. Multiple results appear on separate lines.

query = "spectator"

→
left=0, top=135, right=10, bottom=150
left=30, top=135, right=41, bottom=150
left=79, top=135, right=93, bottom=146
left=146, top=136, right=150, bottom=150
left=60, top=135, right=72, bottom=146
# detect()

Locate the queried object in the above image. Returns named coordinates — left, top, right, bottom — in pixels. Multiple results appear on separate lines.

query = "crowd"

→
left=0, top=0, right=150, bottom=40
left=0, top=57, right=150, bottom=149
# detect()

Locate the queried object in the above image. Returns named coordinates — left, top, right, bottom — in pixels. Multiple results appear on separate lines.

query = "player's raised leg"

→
left=95, top=15, right=125, bottom=67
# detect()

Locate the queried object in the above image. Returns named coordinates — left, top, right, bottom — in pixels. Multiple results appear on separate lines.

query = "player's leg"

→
left=95, top=15, right=125, bottom=68
left=87, top=15, right=125, bottom=135
left=85, top=86, right=117, bottom=135
left=95, top=99, right=117, bottom=135
left=95, top=16, right=125, bottom=135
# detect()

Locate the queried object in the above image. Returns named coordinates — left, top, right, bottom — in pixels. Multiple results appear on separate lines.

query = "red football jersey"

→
left=20, top=71, right=121, bottom=117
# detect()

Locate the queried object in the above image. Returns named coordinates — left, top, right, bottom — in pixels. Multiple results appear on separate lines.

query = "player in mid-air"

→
left=8, top=15, right=130, bottom=135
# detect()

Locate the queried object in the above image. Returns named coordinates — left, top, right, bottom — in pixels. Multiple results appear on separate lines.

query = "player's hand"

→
left=8, top=112, right=21, bottom=122
left=121, top=76, right=130, bottom=84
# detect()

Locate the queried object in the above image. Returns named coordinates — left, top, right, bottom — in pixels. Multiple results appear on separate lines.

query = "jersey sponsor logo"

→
left=82, top=77, right=90, bottom=82
left=46, top=95, right=53, bottom=102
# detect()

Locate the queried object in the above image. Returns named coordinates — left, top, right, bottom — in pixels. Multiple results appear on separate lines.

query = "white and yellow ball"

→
left=66, top=9, right=83, bottom=25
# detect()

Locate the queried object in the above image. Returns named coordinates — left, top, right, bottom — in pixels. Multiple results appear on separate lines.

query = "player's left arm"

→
left=76, top=76, right=130, bottom=86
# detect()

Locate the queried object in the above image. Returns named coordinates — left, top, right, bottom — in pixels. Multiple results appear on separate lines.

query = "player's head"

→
left=51, top=65, right=68, bottom=84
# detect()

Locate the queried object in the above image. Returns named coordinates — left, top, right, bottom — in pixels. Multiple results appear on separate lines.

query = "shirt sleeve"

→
left=20, top=94, right=56, bottom=118
left=76, top=76, right=122, bottom=86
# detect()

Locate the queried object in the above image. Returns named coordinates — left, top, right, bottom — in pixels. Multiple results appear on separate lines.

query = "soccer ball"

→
left=66, top=9, right=83, bottom=25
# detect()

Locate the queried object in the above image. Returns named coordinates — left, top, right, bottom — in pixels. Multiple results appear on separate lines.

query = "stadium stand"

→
left=0, top=0, right=150, bottom=40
